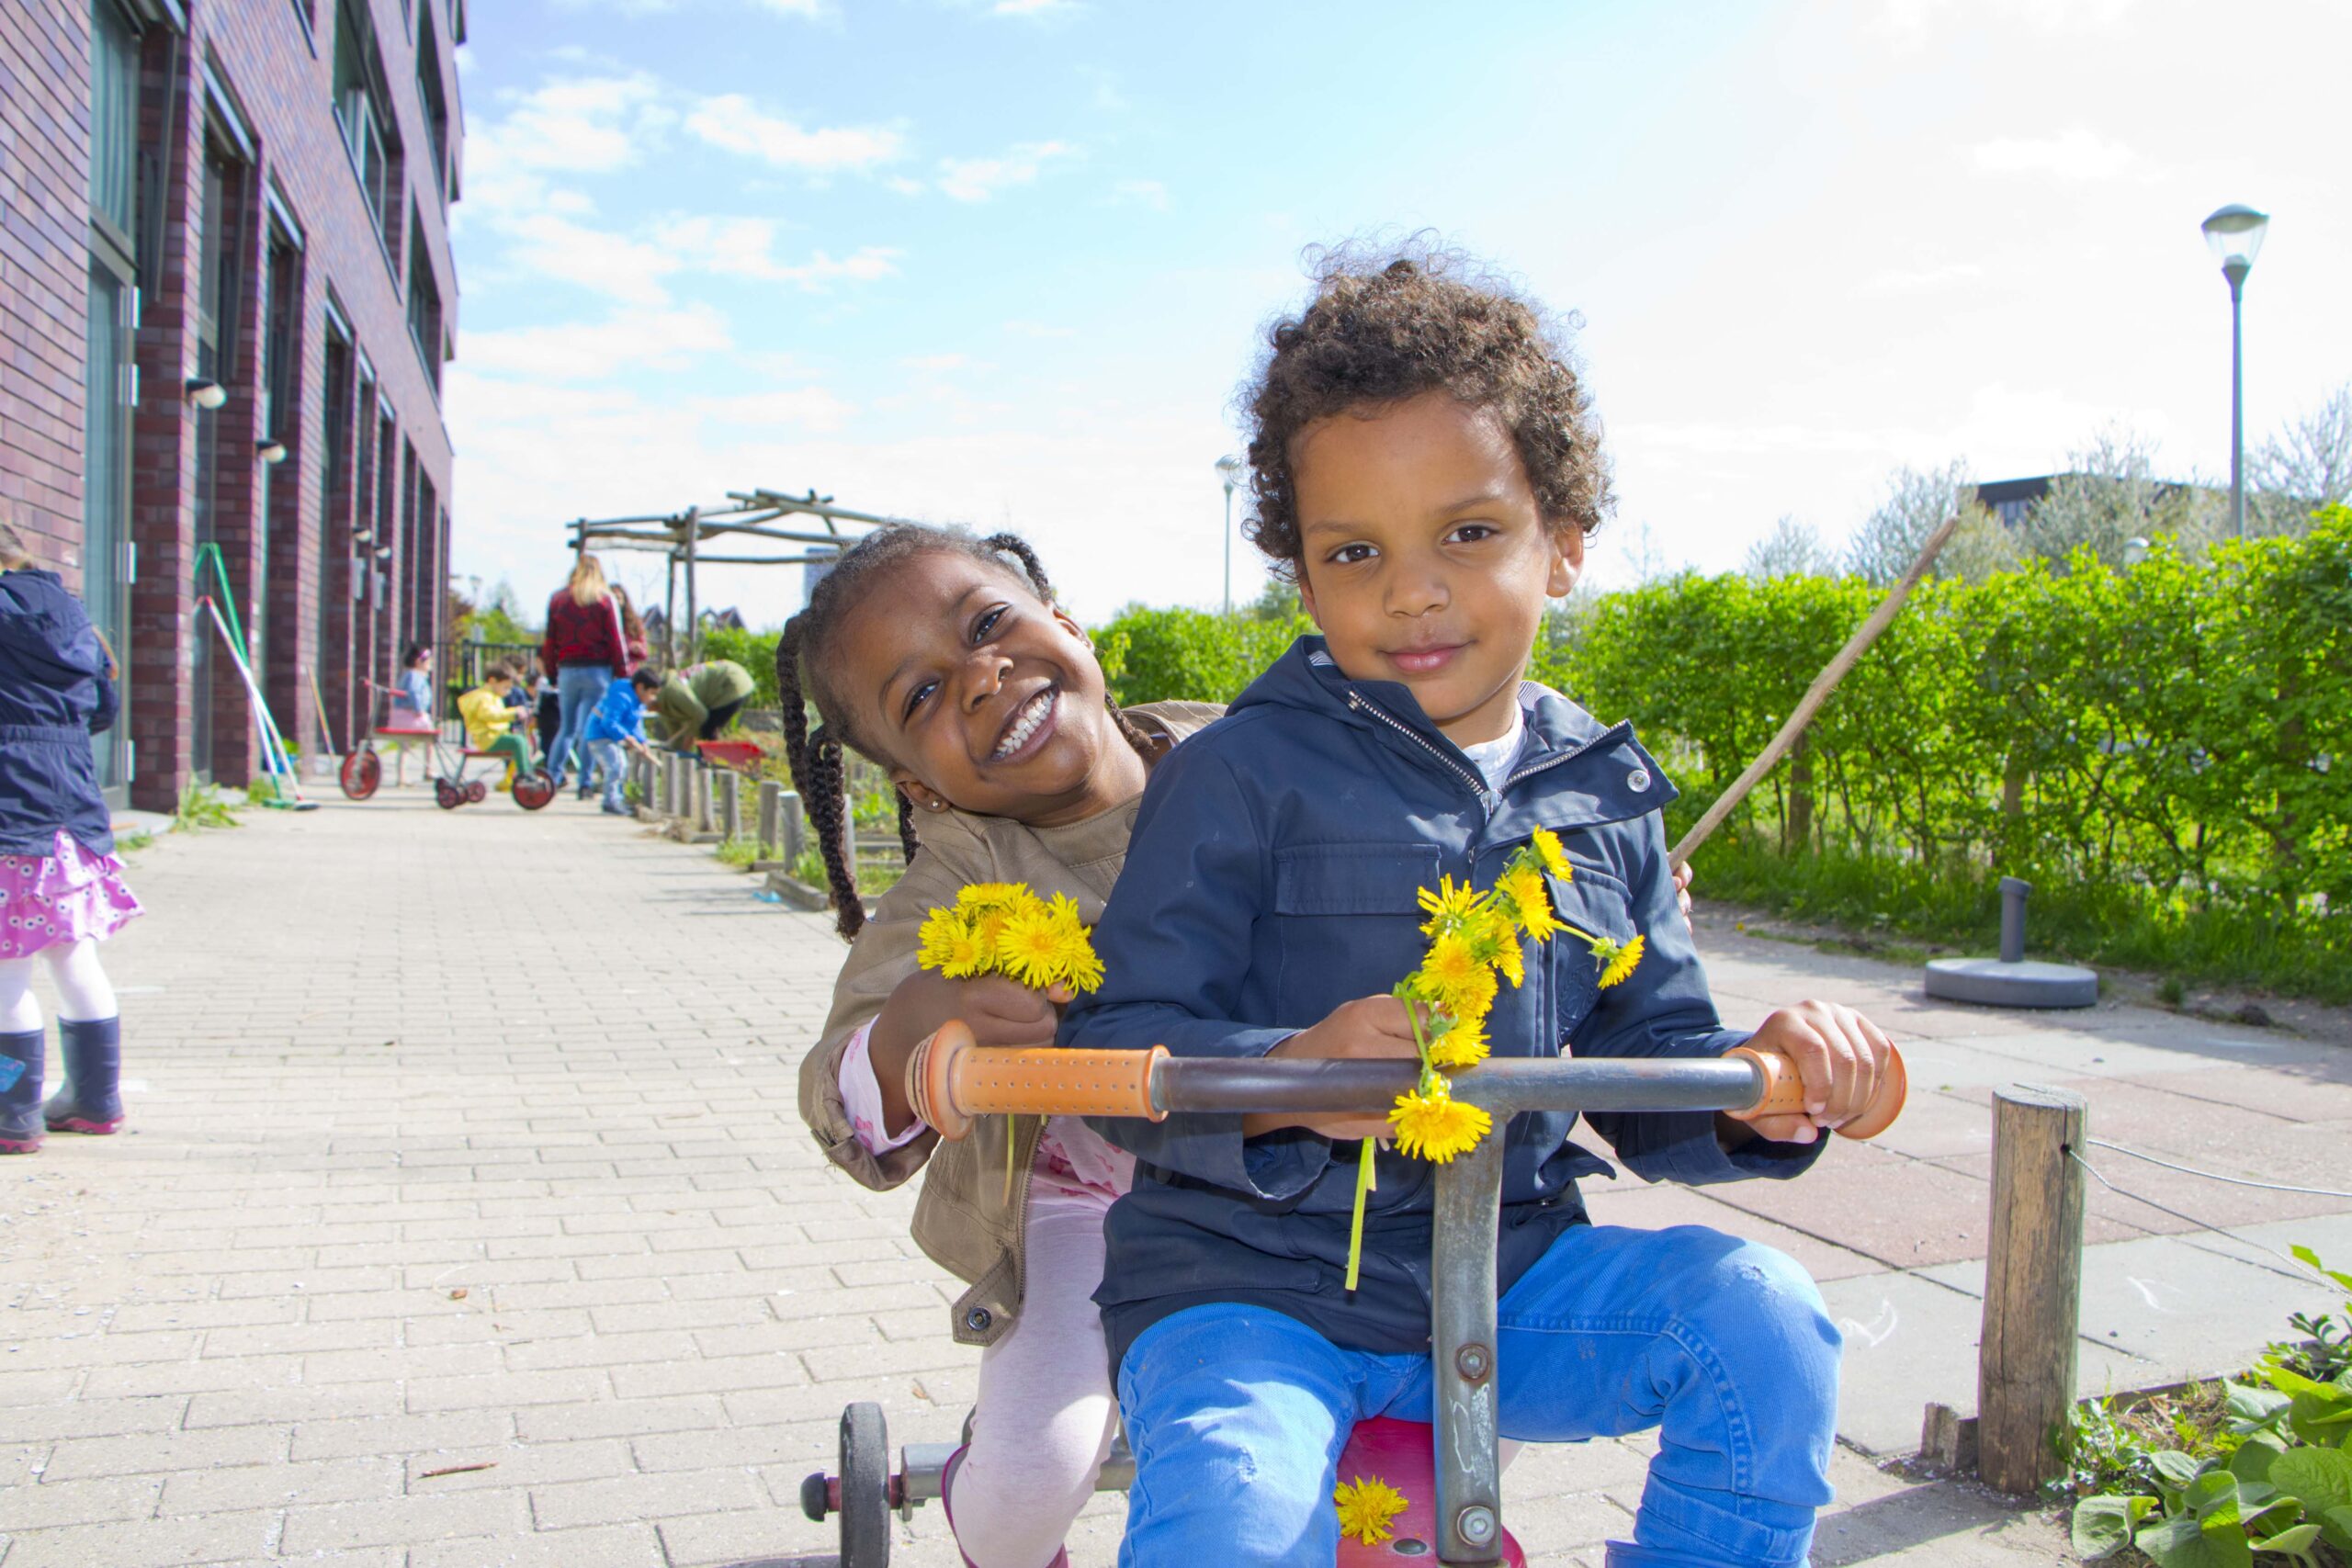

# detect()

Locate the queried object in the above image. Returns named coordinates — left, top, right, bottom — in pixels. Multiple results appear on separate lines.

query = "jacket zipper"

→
left=1344, top=692, right=1488, bottom=813
left=1502, top=723, right=1624, bottom=792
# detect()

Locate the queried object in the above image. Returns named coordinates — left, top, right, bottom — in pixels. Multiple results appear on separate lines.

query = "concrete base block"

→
left=763, top=871, right=832, bottom=911
left=1923, top=957, right=2099, bottom=1009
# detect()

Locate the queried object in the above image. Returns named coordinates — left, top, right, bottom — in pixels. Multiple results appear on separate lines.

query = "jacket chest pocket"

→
left=1546, top=858, right=1637, bottom=1044
left=1271, top=843, right=1442, bottom=1014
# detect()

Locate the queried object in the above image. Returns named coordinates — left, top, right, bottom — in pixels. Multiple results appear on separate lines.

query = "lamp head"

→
left=1215, top=454, right=1245, bottom=492
left=2201, top=203, right=2269, bottom=282
left=256, top=440, right=288, bottom=466
left=185, top=378, right=227, bottom=411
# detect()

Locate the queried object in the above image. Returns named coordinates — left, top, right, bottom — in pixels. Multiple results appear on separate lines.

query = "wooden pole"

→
left=1669, top=511, right=1962, bottom=869
left=683, top=508, right=701, bottom=664
left=757, top=780, right=782, bottom=859
left=1977, top=1085, right=2089, bottom=1495
left=718, top=769, right=742, bottom=843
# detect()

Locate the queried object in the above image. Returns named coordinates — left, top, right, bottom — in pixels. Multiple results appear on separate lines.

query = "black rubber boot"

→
left=45, top=1016, right=123, bottom=1134
left=0, top=1028, right=43, bottom=1154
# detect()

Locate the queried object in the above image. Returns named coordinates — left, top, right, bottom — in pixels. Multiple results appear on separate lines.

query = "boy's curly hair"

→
left=1239, top=240, right=1612, bottom=578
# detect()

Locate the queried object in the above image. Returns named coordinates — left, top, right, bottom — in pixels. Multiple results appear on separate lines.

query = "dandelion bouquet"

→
left=1343, top=828, right=1645, bottom=1288
left=915, top=882, right=1104, bottom=995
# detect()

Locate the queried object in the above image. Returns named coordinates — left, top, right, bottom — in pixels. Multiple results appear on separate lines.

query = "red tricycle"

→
left=802, top=1030, right=1905, bottom=1566
left=337, top=680, right=556, bottom=811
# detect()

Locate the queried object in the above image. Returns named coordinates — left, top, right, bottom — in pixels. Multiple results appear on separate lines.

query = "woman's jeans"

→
left=1114, top=1224, right=1842, bottom=1568
left=547, top=666, right=611, bottom=786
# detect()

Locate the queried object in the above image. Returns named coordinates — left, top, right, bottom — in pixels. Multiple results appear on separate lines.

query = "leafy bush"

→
left=1093, top=604, right=1320, bottom=706
left=2067, top=1247, right=2352, bottom=1568
left=696, top=626, right=783, bottom=709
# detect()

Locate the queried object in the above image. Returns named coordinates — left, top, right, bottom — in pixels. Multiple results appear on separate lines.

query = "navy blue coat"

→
left=1064, top=637, right=1819, bottom=1362
left=0, top=569, right=119, bottom=857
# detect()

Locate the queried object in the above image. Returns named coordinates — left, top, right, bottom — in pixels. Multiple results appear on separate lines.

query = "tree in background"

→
left=1742, top=514, right=1835, bottom=580
left=452, top=577, right=537, bottom=645
left=2018, top=427, right=2222, bottom=570
left=2252, top=382, right=2352, bottom=536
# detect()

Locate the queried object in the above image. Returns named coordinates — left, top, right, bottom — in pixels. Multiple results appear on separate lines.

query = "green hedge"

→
left=1090, top=508, right=2352, bottom=998
left=696, top=626, right=784, bottom=709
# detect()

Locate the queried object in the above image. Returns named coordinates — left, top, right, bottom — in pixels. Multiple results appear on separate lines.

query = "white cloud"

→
left=666, top=218, right=903, bottom=288
left=471, top=73, right=670, bottom=183
left=460, top=305, right=734, bottom=380
left=1972, top=128, right=2142, bottom=182
left=936, top=141, right=1075, bottom=202
left=684, top=95, right=906, bottom=172
left=1110, top=178, right=1168, bottom=210
left=899, top=354, right=970, bottom=372
left=498, top=210, right=682, bottom=306
left=688, top=387, right=853, bottom=432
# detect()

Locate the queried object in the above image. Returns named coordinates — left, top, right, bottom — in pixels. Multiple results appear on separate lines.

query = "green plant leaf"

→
left=2153, top=1450, right=2210, bottom=1487
left=2073, top=1494, right=2156, bottom=1559
left=2290, top=1246, right=2352, bottom=1294
left=2251, top=1521, right=2320, bottom=1565
left=2228, top=1382, right=2292, bottom=1426
left=2232, top=1438, right=2287, bottom=1488
left=2322, top=1503, right=2352, bottom=1554
left=2273, top=1450, right=2352, bottom=1530
left=2186, top=1471, right=2242, bottom=1526
left=2135, top=1512, right=2254, bottom=1568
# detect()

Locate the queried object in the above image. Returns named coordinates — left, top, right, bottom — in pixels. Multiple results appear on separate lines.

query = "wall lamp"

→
left=185, top=378, right=228, bottom=410
left=353, top=528, right=373, bottom=543
left=256, top=440, right=288, bottom=465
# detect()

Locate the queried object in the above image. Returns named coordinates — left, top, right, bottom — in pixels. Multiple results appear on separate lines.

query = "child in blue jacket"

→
left=1062, top=250, right=1896, bottom=1568
left=581, top=666, right=660, bottom=814
left=0, top=520, right=142, bottom=1153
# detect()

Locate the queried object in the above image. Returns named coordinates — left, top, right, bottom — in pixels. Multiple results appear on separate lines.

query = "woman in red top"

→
left=538, top=554, right=631, bottom=790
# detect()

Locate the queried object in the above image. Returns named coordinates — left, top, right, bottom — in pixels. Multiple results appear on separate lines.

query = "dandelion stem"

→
left=1345, top=1137, right=1375, bottom=1292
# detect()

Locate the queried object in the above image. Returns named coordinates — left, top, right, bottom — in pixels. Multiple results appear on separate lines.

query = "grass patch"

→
left=170, top=783, right=243, bottom=833
left=116, top=829, right=155, bottom=853
left=715, top=836, right=761, bottom=869
left=1697, top=836, right=2351, bottom=1004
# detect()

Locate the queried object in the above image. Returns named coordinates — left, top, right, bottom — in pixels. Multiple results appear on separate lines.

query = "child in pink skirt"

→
left=0, top=518, right=143, bottom=1154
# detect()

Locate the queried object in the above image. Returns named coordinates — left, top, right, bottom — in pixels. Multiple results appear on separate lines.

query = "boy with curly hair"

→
left=1064, top=247, right=1896, bottom=1568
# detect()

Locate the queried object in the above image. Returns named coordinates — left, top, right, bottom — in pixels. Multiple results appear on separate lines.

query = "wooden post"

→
left=717, top=770, right=741, bottom=842
left=757, top=780, right=782, bottom=859
left=665, top=755, right=686, bottom=819
left=694, top=763, right=716, bottom=835
left=1977, top=1085, right=2089, bottom=1494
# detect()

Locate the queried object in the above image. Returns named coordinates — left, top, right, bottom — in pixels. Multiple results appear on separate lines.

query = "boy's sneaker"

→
left=601, top=798, right=632, bottom=815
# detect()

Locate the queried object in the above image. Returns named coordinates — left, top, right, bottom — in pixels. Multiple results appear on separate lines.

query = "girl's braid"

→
left=776, top=615, right=867, bottom=939
left=896, top=793, right=920, bottom=864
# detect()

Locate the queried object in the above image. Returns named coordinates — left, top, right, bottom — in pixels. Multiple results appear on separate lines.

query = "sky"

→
left=444, top=0, right=2352, bottom=626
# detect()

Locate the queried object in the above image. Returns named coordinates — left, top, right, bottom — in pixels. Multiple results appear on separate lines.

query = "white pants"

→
left=0, top=938, right=117, bottom=1032
left=950, top=1194, right=1121, bottom=1568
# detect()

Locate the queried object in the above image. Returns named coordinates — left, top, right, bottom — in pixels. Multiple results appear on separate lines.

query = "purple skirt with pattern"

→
left=0, top=829, right=143, bottom=961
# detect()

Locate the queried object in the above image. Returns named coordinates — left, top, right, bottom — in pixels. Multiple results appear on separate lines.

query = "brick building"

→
left=2, top=0, right=460, bottom=810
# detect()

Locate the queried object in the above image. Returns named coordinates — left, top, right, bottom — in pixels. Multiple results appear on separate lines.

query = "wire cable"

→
left=2065, top=1147, right=2324, bottom=1287
left=2086, top=1137, right=2352, bottom=1201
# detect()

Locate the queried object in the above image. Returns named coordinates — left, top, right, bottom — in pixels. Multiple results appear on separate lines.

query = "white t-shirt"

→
left=1457, top=704, right=1527, bottom=795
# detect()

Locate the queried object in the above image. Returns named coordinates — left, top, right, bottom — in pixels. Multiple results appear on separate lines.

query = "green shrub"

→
left=1093, top=604, right=1320, bottom=706
left=696, top=626, right=784, bottom=708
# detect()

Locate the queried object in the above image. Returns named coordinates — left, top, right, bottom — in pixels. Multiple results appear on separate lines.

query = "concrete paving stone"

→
left=409, top=1520, right=666, bottom=1568
left=186, top=1379, right=405, bottom=1428
left=1498, top=1488, right=1639, bottom=1559
left=0, top=1510, right=280, bottom=1568
left=1811, top=1447, right=2075, bottom=1566
left=1932, top=1144, right=2351, bottom=1236
left=659, top=1506, right=828, bottom=1567
left=6, top=1393, right=188, bottom=1440
left=36, top=1424, right=288, bottom=1482
left=512, top=1393, right=728, bottom=1443
left=406, top=1307, right=595, bottom=1347
left=288, top=1409, right=515, bottom=1462
left=1816, top=1269, right=2150, bottom=1456
left=199, top=1317, right=401, bottom=1357
left=401, top=1436, right=636, bottom=1493
left=695, top=1314, right=889, bottom=1359
left=0, top=1369, right=84, bottom=1405
left=588, top=1297, right=773, bottom=1335
left=81, top=1351, right=309, bottom=1397
left=503, top=1325, right=699, bottom=1372
left=277, top=1490, right=529, bottom=1552
left=0, top=1472, right=166, bottom=1530
left=1922, top=1232, right=2345, bottom=1390
left=107, top=1298, right=301, bottom=1334
left=157, top=1454, right=401, bottom=1515
left=611, top=1351, right=812, bottom=1401
left=631, top=1416, right=835, bottom=1474
left=0, top=1328, right=201, bottom=1370
left=531, top=1464, right=766, bottom=1529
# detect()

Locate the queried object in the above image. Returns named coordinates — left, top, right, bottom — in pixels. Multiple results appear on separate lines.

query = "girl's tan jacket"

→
left=795, top=702, right=1224, bottom=1347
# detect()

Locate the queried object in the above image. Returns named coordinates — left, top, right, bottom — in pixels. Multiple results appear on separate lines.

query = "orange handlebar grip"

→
left=1724, top=1043, right=1907, bottom=1141
left=906, top=1021, right=1167, bottom=1142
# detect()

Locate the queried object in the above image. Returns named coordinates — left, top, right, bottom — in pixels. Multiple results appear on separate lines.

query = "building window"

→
left=416, top=3, right=451, bottom=199
left=89, top=0, right=140, bottom=248
left=407, top=214, right=443, bottom=392
left=333, top=0, right=401, bottom=250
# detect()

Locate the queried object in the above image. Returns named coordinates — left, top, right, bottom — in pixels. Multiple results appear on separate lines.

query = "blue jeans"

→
left=547, top=666, right=611, bottom=786
left=584, top=739, right=627, bottom=809
left=1114, top=1224, right=1840, bottom=1568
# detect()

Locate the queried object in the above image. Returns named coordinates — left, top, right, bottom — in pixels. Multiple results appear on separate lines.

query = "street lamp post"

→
left=2200, top=203, right=2269, bottom=539
left=1215, top=455, right=1245, bottom=615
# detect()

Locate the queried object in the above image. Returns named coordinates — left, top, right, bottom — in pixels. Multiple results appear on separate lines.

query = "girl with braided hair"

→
left=785, top=524, right=1219, bottom=1568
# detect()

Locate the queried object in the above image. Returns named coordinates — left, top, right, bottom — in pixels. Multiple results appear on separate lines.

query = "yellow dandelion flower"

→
left=996, top=905, right=1077, bottom=991
left=1598, top=932, right=1645, bottom=989
left=941, top=926, right=989, bottom=979
left=1416, top=875, right=1483, bottom=936
left=1056, top=931, right=1105, bottom=995
left=1408, top=942, right=1497, bottom=1025
left=916, top=907, right=967, bottom=974
left=956, top=882, right=1028, bottom=913
left=1426, top=1015, right=1489, bottom=1069
left=1390, top=1086, right=1492, bottom=1163
left=1528, top=828, right=1570, bottom=880
left=1333, top=1475, right=1410, bottom=1546
left=1493, top=864, right=1562, bottom=944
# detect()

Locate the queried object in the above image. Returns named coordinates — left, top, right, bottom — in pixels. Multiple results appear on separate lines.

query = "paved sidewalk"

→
left=3, top=791, right=2340, bottom=1565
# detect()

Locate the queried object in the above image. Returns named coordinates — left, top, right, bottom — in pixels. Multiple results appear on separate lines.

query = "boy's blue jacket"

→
left=0, top=569, right=118, bottom=857
left=582, top=680, right=645, bottom=745
left=1064, top=637, right=1817, bottom=1363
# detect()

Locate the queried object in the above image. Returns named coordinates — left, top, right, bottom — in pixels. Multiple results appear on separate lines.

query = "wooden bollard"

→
left=694, top=764, right=716, bottom=834
left=1977, top=1085, right=2088, bottom=1494
left=666, top=756, right=687, bottom=819
left=717, top=770, right=742, bottom=842
left=756, top=780, right=782, bottom=859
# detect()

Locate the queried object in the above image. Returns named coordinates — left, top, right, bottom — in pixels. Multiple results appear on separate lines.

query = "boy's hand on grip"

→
left=1736, top=998, right=1895, bottom=1145
left=1250, top=995, right=1425, bottom=1141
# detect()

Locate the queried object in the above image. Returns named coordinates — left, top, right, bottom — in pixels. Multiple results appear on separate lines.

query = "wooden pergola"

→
left=563, top=488, right=918, bottom=661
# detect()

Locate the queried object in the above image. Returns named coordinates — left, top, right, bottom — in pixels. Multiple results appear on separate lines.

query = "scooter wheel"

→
left=339, top=748, right=381, bottom=801
left=838, top=1402, right=890, bottom=1567
left=465, top=779, right=489, bottom=804
left=434, top=780, right=461, bottom=810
